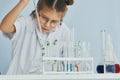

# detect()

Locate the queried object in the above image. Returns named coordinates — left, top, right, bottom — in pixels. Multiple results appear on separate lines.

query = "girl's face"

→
left=38, top=8, right=63, bottom=32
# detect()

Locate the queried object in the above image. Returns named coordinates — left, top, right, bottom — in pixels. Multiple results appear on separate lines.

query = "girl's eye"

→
left=42, top=16, right=48, bottom=21
left=52, top=21, right=57, bottom=23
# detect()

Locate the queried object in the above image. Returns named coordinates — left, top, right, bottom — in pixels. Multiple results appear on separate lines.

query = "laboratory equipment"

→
left=97, top=30, right=120, bottom=73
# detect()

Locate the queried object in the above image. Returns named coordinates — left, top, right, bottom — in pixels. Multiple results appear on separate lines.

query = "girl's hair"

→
left=30, top=0, right=74, bottom=18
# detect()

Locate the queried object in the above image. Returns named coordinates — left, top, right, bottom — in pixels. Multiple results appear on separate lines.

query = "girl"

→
left=0, top=0, right=74, bottom=74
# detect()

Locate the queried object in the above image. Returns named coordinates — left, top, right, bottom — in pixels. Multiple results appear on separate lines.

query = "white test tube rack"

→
left=42, top=57, right=94, bottom=74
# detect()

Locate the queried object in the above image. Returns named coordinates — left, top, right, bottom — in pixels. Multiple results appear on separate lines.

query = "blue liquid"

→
left=97, top=65, right=104, bottom=73
left=70, top=64, right=72, bottom=72
left=97, top=64, right=115, bottom=73
left=106, top=64, right=115, bottom=73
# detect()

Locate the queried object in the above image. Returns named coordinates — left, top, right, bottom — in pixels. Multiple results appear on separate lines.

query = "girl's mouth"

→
left=42, top=27, right=50, bottom=32
left=42, top=27, right=48, bottom=30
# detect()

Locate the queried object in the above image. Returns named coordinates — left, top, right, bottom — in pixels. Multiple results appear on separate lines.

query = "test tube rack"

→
left=42, top=57, right=94, bottom=74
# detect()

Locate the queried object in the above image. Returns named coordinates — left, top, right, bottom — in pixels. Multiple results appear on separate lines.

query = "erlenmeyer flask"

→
left=97, top=30, right=120, bottom=73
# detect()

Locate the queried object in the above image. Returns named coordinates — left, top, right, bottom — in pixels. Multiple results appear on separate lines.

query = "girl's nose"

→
left=45, top=21, right=51, bottom=27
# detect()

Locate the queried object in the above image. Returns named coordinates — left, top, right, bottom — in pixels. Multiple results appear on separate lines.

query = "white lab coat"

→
left=3, top=16, right=72, bottom=74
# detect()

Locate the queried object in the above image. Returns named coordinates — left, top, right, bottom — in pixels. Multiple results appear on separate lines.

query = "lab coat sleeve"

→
left=2, top=16, right=26, bottom=41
